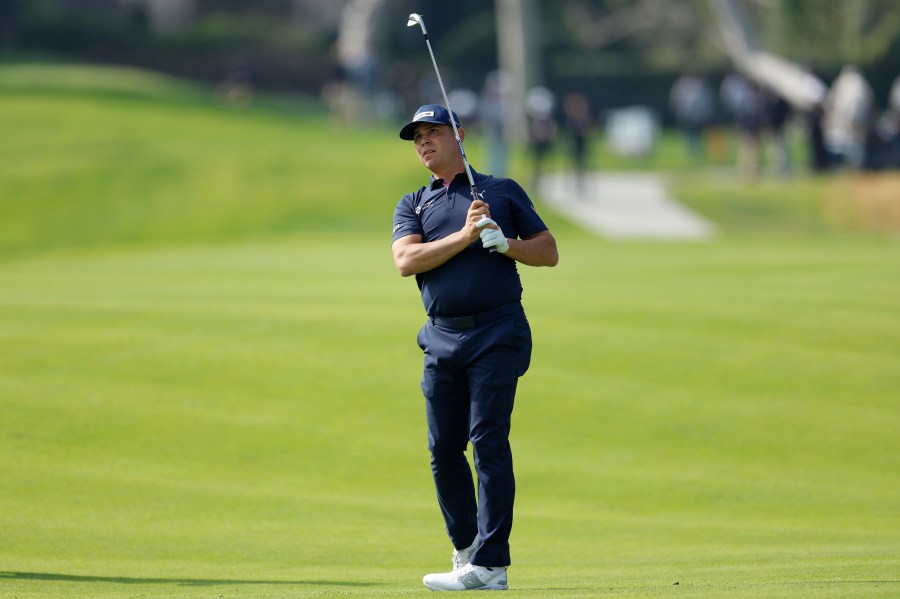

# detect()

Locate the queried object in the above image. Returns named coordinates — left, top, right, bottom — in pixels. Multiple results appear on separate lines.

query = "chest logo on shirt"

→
left=415, top=198, right=437, bottom=216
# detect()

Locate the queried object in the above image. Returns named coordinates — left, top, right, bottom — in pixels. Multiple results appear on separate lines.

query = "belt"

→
left=430, top=302, right=522, bottom=330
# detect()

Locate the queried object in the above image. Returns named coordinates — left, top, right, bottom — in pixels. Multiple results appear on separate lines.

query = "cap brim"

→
left=398, top=121, right=421, bottom=140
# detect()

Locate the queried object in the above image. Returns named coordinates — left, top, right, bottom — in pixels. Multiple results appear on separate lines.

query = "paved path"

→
left=538, top=172, right=717, bottom=241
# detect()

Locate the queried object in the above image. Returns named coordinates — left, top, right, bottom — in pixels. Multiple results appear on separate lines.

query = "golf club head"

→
left=407, top=13, right=426, bottom=33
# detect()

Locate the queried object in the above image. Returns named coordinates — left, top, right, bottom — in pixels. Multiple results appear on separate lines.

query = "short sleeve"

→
left=508, top=179, right=548, bottom=239
left=392, top=192, right=423, bottom=243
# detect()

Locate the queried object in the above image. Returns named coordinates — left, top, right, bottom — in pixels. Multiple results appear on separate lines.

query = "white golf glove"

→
left=476, top=217, right=510, bottom=254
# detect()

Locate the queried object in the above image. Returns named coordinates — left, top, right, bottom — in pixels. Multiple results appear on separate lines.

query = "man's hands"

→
left=476, top=217, right=510, bottom=254
left=464, top=200, right=508, bottom=253
left=465, top=200, right=509, bottom=253
left=464, top=199, right=492, bottom=242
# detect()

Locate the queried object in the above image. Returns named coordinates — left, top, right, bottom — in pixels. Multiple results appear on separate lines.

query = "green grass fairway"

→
left=2, top=64, right=900, bottom=597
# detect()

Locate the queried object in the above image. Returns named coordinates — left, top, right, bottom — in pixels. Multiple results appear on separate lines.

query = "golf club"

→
left=407, top=12, right=495, bottom=249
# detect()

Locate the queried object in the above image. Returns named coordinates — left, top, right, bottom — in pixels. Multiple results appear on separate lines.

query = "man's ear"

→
left=458, top=126, right=465, bottom=142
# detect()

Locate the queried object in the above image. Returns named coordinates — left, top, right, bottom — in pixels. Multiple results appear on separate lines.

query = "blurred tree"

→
left=541, top=0, right=721, bottom=75
left=708, top=0, right=900, bottom=111
left=752, top=0, right=900, bottom=71
left=708, top=0, right=827, bottom=111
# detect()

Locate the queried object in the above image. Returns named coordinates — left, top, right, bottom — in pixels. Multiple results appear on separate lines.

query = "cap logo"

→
left=414, top=111, right=435, bottom=121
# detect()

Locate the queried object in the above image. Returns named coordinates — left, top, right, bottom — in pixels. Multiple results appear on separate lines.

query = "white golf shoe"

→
left=423, top=563, right=508, bottom=591
left=451, top=536, right=480, bottom=570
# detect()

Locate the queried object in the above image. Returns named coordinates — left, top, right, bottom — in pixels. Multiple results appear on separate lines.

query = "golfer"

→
left=391, top=104, right=558, bottom=591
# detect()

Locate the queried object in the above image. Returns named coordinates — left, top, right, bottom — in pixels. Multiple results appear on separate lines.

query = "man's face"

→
left=412, top=123, right=461, bottom=172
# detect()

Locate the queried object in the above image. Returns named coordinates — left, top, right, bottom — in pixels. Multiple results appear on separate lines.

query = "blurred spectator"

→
left=562, top=92, right=593, bottom=193
left=799, top=69, right=835, bottom=173
left=215, top=65, right=255, bottom=110
left=891, top=75, right=900, bottom=121
left=720, top=72, right=751, bottom=166
left=321, top=42, right=357, bottom=124
left=823, top=65, right=874, bottom=169
left=765, top=88, right=792, bottom=176
left=335, top=0, right=382, bottom=122
left=720, top=72, right=751, bottom=123
left=890, top=76, right=900, bottom=166
left=479, top=70, right=513, bottom=177
left=448, top=89, right=479, bottom=122
left=867, top=112, right=900, bottom=170
left=669, top=71, right=715, bottom=160
left=734, top=83, right=766, bottom=179
left=525, top=86, right=558, bottom=191
left=384, top=61, right=420, bottom=118
left=808, top=102, right=835, bottom=173
left=862, top=73, right=900, bottom=171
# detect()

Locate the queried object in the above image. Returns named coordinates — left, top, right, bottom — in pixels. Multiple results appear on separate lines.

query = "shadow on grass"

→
left=0, top=571, right=376, bottom=587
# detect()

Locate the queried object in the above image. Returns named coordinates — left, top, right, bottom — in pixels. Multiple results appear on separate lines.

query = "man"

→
left=391, top=104, right=558, bottom=592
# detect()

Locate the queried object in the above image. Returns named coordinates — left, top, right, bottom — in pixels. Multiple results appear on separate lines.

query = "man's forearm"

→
left=393, top=232, right=472, bottom=276
left=504, top=232, right=559, bottom=267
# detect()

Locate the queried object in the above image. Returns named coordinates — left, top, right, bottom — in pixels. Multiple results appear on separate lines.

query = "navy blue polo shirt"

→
left=392, top=168, right=548, bottom=317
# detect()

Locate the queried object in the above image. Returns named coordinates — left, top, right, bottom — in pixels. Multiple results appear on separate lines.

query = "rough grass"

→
left=0, top=63, right=421, bottom=257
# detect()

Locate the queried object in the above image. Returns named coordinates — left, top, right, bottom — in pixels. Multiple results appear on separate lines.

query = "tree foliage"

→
left=756, top=0, right=900, bottom=70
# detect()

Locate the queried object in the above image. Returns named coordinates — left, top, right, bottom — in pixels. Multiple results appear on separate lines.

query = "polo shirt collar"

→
left=428, top=168, right=480, bottom=190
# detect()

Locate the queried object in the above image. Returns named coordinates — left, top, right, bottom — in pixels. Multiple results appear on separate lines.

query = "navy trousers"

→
left=417, top=309, right=532, bottom=567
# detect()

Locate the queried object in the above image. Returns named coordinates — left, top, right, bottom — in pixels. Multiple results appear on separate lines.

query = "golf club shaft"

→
left=410, top=15, right=480, bottom=201
left=408, top=14, right=495, bottom=251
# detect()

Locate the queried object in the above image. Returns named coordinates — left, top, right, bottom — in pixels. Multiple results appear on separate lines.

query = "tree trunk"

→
left=495, top=0, right=542, bottom=140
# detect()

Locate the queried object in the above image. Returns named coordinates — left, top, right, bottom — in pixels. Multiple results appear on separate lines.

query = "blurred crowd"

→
left=321, top=61, right=601, bottom=185
left=668, top=66, right=900, bottom=177
left=322, top=60, right=900, bottom=180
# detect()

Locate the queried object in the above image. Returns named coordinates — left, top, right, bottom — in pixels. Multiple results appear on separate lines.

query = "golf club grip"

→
left=475, top=194, right=496, bottom=254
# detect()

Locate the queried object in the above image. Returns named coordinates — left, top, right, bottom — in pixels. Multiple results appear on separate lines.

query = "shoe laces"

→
left=451, top=548, right=470, bottom=570
left=452, top=540, right=477, bottom=570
